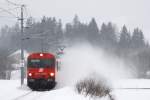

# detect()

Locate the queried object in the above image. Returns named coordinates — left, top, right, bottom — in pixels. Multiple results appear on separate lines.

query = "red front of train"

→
left=27, top=52, right=56, bottom=90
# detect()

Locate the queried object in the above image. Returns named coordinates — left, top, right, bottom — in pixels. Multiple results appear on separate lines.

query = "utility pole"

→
left=19, top=4, right=25, bottom=86
left=40, top=33, right=44, bottom=53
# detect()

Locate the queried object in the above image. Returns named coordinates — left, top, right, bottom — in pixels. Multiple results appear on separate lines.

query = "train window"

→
left=31, top=59, right=40, bottom=63
left=28, top=59, right=55, bottom=68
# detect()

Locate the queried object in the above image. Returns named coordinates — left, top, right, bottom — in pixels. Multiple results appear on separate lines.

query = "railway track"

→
left=12, top=90, right=50, bottom=100
left=13, top=91, right=33, bottom=100
left=11, top=87, right=150, bottom=100
left=115, top=88, right=150, bottom=90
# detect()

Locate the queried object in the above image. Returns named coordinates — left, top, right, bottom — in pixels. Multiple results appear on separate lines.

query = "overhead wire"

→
left=0, top=6, right=20, bottom=13
left=24, top=6, right=29, bottom=18
left=0, top=0, right=32, bottom=27
left=0, top=1, right=21, bottom=27
left=5, top=0, right=21, bottom=6
left=22, top=5, right=30, bottom=20
left=0, top=1, right=28, bottom=19
left=0, top=15, right=18, bottom=18
left=0, top=7, right=19, bottom=18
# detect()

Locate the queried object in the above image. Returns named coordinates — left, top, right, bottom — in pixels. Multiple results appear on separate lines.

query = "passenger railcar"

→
left=27, top=52, right=56, bottom=90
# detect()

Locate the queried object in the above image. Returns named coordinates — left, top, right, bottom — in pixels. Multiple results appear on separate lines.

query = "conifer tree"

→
left=131, top=28, right=145, bottom=49
left=87, top=18, right=99, bottom=44
left=119, top=25, right=131, bottom=49
left=100, top=22, right=117, bottom=48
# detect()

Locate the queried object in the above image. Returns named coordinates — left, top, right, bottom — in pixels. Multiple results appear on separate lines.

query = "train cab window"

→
left=28, top=59, right=55, bottom=68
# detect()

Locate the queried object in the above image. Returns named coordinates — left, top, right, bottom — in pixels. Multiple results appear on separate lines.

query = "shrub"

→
left=76, top=77, right=114, bottom=100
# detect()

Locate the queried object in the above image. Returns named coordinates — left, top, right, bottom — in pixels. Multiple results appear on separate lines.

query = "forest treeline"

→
left=0, top=15, right=150, bottom=78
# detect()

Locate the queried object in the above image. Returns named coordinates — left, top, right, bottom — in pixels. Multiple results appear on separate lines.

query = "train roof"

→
left=28, top=52, right=55, bottom=59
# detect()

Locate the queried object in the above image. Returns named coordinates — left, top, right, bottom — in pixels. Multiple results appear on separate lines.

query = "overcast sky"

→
left=0, top=0, right=150, bottom=41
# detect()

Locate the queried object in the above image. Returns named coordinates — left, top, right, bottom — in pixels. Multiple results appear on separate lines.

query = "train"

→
left=27, top=52, right=56, bottom=90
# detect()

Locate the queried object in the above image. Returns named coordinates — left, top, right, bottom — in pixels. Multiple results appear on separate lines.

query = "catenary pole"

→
left=20, top=5, right=25, bottom=85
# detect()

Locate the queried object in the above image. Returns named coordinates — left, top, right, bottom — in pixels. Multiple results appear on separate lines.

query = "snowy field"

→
left=0, top=79, right=150, bottom=100
left=113, top=79, right=150, bottom=100
left=3, top=44, right=150, bottom=100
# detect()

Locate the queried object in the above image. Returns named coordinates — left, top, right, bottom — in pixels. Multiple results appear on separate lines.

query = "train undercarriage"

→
left=27, top=78, right=56, bottom=90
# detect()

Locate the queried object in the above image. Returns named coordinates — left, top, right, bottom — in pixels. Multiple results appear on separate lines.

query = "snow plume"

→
left=56, top=43, right=136, bottom=88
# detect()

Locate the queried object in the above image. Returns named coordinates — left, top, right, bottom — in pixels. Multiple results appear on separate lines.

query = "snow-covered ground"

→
left=0, top=79, right=107, bottom=100
left=0, top=79, right=150, bottom=100
left=4, top=44, right=150, bottom=100
left=113, top=79, right=150, bottom=100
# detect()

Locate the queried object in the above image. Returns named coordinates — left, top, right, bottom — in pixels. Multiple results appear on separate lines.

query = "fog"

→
left=56, top=43, right=136, bottom=87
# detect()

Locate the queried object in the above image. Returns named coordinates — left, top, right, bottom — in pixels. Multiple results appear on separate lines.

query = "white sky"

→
left=0, top=0, right=150, bottom=41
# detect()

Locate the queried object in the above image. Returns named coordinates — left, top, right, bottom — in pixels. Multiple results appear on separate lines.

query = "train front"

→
left=27, top=53, right=56, bottom=90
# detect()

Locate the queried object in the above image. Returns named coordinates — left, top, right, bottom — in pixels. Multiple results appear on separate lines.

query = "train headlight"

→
left=40, top=53, right=43, bottom=56
left=28, top=73, right=32, bottom=76
left=50, top=72, right=54, bottom=77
